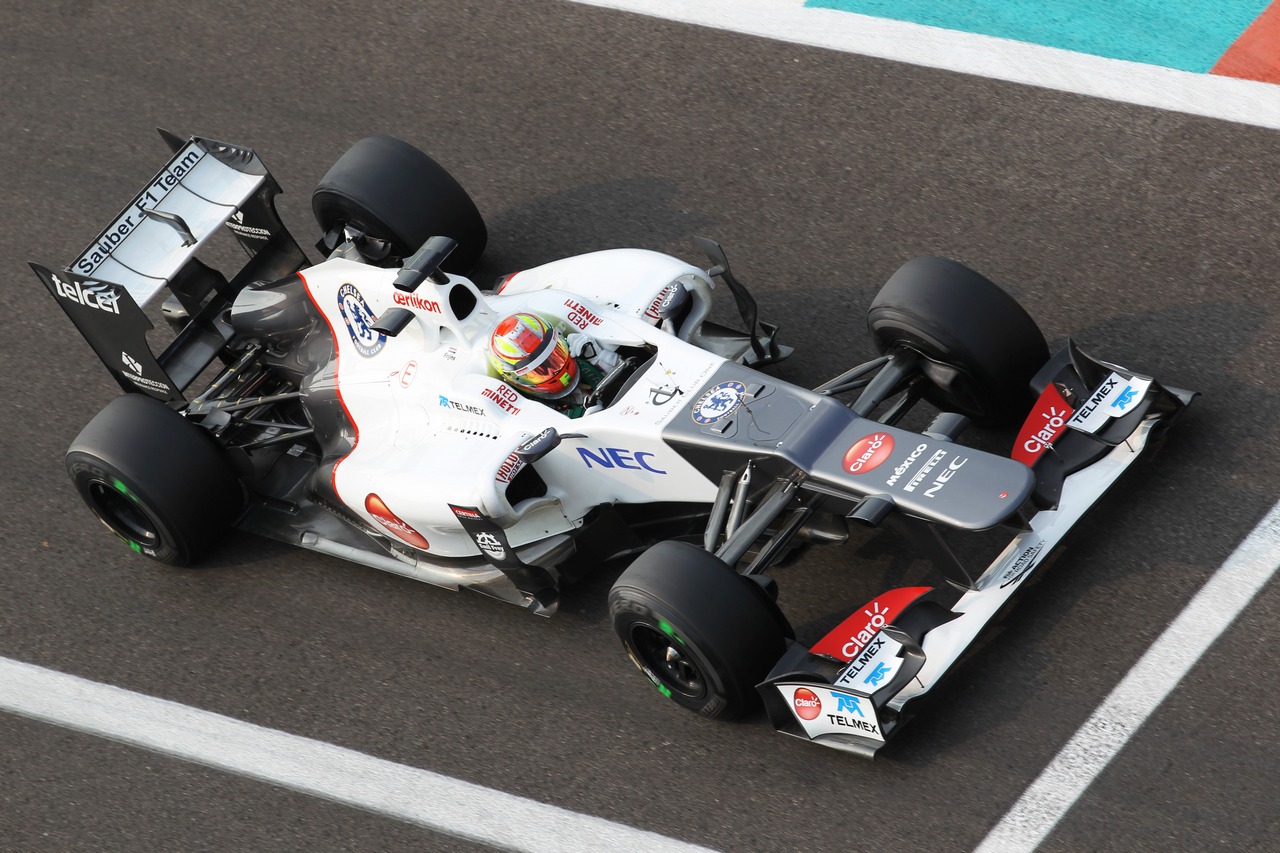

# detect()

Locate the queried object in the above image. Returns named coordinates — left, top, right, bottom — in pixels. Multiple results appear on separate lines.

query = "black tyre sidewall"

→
left=67, top=452, right=191, bottom=564
left=66, top=395, right=243, bottom=566
left=867, top=256, right=1048, bottom=425
left=312, top=135, right=487, bottom=273
left=609, top=541, right=787, bottom=719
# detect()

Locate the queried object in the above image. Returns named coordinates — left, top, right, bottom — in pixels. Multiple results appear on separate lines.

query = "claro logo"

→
left=843, top=433, right=894, bottom=475
left=1013, top=384, right=1075, bottom=466
left=793, top=687, right=822, bottom=720
left=365, top=493, right=429, bottom=550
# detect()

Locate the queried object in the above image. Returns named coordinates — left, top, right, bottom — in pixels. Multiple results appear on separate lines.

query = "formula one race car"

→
left=34, top=132, right=1193, bottom=757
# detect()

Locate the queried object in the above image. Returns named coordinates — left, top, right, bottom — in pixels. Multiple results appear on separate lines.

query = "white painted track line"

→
left=976, top=500, right=1280, bottom=852
left=568, top=0, right=1280, bottom=130
left=0, top=657, right=717, bottom=853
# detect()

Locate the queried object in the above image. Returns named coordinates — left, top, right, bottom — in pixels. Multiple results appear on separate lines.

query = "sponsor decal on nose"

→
left=843, top=433, right=894, bottom=474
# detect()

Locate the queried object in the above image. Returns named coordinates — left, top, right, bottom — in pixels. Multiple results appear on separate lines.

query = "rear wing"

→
left=31, top=131, right=308, bottom=401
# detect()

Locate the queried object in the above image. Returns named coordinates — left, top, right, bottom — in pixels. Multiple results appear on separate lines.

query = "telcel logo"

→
left=53, top=275, right=120, bottom=314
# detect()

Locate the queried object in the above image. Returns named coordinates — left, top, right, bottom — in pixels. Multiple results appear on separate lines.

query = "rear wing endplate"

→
left=33, top=132, right=308, bottom=401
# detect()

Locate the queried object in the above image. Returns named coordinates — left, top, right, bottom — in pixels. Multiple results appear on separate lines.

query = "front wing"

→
left=759, top=354, right=1195, bottom=757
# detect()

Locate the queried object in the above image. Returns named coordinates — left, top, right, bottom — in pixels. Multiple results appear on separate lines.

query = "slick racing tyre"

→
left=66, top=394, right=244, bottom=566
left=609, top=541, right=789, bottom=720
left=867, top=256, right=1048, bottom=426
left=312, top=135, right=487, bottom=272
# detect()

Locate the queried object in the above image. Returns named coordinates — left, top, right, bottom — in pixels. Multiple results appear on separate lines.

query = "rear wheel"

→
left=867, top=256, right=1048, bottom=425
left=312, top=135, right=487, bottom=272
left=66, top=395, right=243, bottom=566
left=609, top=541, right=789, bottom=719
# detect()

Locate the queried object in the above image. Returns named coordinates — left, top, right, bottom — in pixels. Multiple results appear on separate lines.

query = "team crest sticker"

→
left=337, top=282, right=386, bottom=358
left=692, top=380, right=746, bottom=425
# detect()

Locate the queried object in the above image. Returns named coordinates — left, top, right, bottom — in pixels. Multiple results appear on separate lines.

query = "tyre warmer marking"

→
left=298, top=271, right=359, bottom=504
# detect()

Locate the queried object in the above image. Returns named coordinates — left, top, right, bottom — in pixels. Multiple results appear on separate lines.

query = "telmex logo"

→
left=793, top=687, right=822, bottom=720
left=843, top=433, right=894, bottom=474
left=1111, top=385, right=1138, bottom=410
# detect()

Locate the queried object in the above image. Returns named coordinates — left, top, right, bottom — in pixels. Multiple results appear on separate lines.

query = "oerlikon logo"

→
left=843, top=433, right=894, bottom=475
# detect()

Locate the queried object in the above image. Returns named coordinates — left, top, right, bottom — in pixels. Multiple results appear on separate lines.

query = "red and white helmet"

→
left=488, top=313, right=580, bottom=399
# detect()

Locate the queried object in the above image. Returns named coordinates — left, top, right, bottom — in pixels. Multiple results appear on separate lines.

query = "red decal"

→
left=643, top=285, right=672, bottom=321
left=495, top=271, right=521, bottom=294
left=563, top=297, right=602, bottom=329
left=1012, top=384, right=1074, bottom=466
left=495, top=451, right=525, bottom=485
left=1211, top=4, right=1280, bottom=85
left=365, top=493, right=429, bottom=550
left=399, top=360, right=418, bottom=389
left=793, top=687, right=822, bottom=720
left=810, top=587, right=931, bottom=662
left=843, top=433, right=894, bottom=475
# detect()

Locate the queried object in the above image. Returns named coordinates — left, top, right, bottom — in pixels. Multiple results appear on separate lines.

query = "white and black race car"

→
left=33, top=133, right=1193, bottom=757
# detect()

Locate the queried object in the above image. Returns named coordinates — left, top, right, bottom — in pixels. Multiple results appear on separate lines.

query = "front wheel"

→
left=66, top=395, right=244, bottom=565
left=608, top=541, right=789, bottom=719
left=867, top=256, right=1049, bottom=425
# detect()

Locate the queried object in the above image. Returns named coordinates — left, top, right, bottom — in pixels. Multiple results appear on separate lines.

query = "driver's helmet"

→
left=488, top=312, right=580, bottom=399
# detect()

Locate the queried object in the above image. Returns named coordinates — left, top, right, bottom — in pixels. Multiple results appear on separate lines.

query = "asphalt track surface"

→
left=2, top=2, right=1278, bottom=851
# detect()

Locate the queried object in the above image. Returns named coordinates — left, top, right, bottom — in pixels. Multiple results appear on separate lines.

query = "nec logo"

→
left=578, top=447, right=667, bottom=474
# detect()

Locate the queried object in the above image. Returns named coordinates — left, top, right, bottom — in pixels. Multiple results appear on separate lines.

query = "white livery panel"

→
left=298, top=255, right=724, bottom=558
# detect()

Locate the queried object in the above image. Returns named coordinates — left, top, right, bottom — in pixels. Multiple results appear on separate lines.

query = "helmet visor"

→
left=511, top=338, right=578, bottom=396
